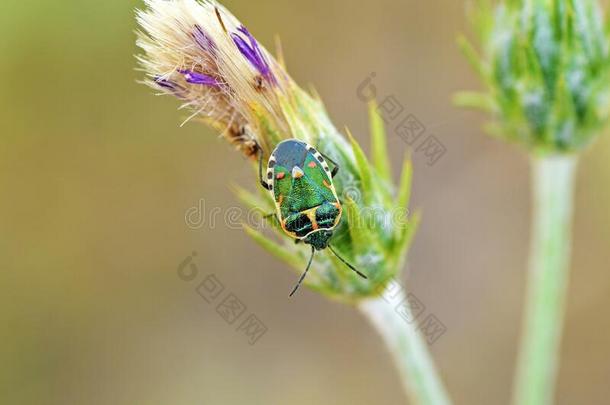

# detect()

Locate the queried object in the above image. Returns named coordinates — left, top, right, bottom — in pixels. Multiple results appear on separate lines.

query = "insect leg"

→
left=320, top=151, right=339, bottom=178
left=289, top=245, right=315, bottom=297
left=328, top=245, right=367, bottom=279
left=258, top=146, right=271, bottom=190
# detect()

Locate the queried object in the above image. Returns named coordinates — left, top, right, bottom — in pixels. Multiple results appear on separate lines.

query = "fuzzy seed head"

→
left=136, top=0, right=292, bottom=157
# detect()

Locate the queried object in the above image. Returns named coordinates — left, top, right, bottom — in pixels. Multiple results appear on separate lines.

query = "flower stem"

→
left=512, top=155, right=578, bottom=405
left=359, top=286, right=451, bottom=405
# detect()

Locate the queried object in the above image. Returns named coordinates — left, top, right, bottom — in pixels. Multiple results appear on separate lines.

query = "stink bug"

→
left=258, top=139, right=367, bottom=296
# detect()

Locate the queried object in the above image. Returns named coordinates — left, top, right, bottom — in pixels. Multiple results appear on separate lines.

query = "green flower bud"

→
left=456, top=0, right=610, bottom=154
left=137, top=0, right=417, bottom=301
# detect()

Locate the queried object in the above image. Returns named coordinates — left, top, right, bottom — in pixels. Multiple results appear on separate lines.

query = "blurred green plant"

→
left=456, top=0, right=610, bottom=154
left=137, top=1, right=450, bottom=403
left=456, top=1, right=610, bottom=404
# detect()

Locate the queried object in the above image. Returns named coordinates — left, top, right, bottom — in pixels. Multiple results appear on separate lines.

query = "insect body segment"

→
left=257, top=139, right=367, bottom=296
left=265, top=140, right=339, bottom=242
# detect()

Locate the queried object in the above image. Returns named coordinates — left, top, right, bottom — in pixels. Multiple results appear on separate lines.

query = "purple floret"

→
left=231, top=25, right=276, bottom=85
left=154, top=76, right=180, bottom=91
left=154, top=76, right=187, bottom=99
left=179, top=70, right=220, bottom=87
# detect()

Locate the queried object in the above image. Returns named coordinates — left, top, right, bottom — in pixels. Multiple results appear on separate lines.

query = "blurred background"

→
left=2, top=0, right=609, bottom=404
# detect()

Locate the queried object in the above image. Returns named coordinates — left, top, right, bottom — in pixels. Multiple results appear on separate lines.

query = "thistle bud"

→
left=456, top=0, right=610, bottom=153
left=136, top=0, right=418, bottom=301
left=136, top=0, right=289, bottom=157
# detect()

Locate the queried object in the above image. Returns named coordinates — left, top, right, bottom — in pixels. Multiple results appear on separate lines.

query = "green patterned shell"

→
left=265, top=139, right=341, bottom=240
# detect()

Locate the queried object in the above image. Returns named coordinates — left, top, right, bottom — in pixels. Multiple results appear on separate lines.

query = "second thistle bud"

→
left=457, top=0, right=610, bottom=154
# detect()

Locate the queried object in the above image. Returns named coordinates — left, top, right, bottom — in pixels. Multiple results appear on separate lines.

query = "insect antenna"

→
left=328, top=245, right=367, bottom=279
left=289, top=245, right=315, bottom=297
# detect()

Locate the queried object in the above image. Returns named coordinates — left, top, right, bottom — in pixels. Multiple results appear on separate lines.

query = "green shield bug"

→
left=258, top=139, right=367, bottom=296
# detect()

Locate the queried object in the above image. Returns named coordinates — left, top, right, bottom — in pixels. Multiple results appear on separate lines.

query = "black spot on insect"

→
left=316, top=203, right=340, bottom=229
left=268, top=160, right=276, bottom=168
left=325, top=166, right=330, bottom=171
left=318, top=155, right=325, bottom=163
left=308, top=146, right=316, bottom=153
left=267, top=172, right=273, bottom=180
left=285, top=214, right=313, bottom=238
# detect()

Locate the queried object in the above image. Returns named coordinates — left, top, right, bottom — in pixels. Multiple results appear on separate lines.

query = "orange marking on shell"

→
left=276, top=171, right=285, bottom=180
left=307, top=210, right=319, bottom=231
left=308, top=161, right=317, bottom=168
left=323, top=180, right=331, bottom=189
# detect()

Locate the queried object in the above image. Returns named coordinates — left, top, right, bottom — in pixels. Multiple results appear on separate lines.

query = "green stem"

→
left=512, top=155, right=578, bottom=405
left=359, top=286, right=452, bottom=405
